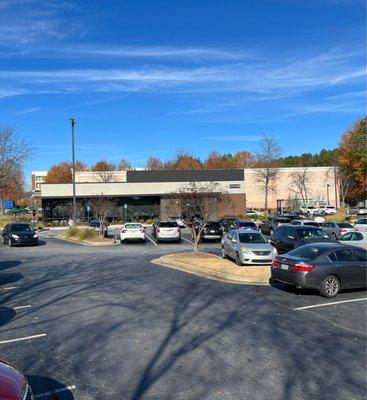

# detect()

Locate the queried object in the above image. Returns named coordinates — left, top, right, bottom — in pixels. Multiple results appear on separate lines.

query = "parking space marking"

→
left=182, top=237, right=194, bottom=245
left=294, top=298, right=367, bottom=310
left=1, top=286, right=19, bottom=291
left=13, top=305, right=31, bottom=310
left=34, top=385, right=76, bottom=398
left=0, top=333, right=47, bottom=345
left=146, top=235, right=158, bottom=246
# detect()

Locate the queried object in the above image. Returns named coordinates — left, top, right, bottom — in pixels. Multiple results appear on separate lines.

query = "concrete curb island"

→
left=57, top=234, right=118, bottom=246
left=151, top=253, right=271, bottom=285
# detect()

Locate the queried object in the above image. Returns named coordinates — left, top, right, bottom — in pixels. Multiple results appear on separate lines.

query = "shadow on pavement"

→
left=27, top=376, right=75, bottom=399
left=0, top=260, right=22, bottom=272
left=0, top=272, right=23, bottom=285
left=0, top=306, right=16, bottom=327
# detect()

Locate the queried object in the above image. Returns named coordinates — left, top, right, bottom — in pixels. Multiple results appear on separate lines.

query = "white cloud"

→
left=14, top=107, right=42, bottom=115
left=204, top=135, right=262, bottom=142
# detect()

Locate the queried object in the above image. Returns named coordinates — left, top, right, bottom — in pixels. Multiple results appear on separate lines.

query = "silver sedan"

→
left=221, top=229, right=277, bottom=266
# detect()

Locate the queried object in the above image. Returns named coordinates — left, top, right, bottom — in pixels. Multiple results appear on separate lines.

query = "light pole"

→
left=326, top=184, right=330, bottom=205
left=69, top=118, right=77, bottom=223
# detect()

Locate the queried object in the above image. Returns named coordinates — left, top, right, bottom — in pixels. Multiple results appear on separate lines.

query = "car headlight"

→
left=241, top=248, right=252, bottom=255
left=33, top=234, right=38, bottom=238
left=11, top=234, right=19, bottom=239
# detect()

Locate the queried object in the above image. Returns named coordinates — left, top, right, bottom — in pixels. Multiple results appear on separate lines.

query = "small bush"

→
left=65, top=226, right=80, bottom=238
left=77, top=228, right=98, bottom=241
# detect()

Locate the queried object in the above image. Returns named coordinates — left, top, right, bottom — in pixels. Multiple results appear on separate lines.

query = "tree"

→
left=204, top=151, right=228, bottom=169
left=146, top=156, right=165, bottom=170
left=117, top=159, right=133, bottom=171
left=45, top=161, right=87, bottom=183
left=0, top=125, right=32, bottom=211
left=173, top=152, right=202, bottom=170
left=91, top=159, right=117, bottom=182
left=290, top=167, right=312, bottom=204
left=231, top=151, right=255, bottom=168
left=165, top=182, right=231, bottom=253
left=338, top=118, right=367, bottom=203
left=90, top=194, right=117, bottom=238
left=254, top=135, right=282, bottom=212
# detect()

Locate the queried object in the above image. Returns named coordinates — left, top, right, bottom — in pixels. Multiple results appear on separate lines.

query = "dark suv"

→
left=269, top=225, right=336, bottom=254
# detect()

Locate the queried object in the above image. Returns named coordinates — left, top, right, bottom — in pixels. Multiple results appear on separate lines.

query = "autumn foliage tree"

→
left=173, top=152, right=202, bottom=170
left=45, top=161, right=87, bottom=183
left=338, top=117, right=367, bottom=203
left=91, top=160, right=116, bottom=171
left=146, top=156, right=165, bottom=170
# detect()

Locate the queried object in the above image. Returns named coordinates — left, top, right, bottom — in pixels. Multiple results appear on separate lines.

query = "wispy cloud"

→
left=14, top=106, right=42, bottom=115
left=204, top=135, right=262, bottom=142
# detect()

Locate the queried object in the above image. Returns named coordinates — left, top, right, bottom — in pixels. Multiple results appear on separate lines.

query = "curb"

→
left=151, top=256, right=270, bottom=285
left=56, top=235, right=118, bottom=247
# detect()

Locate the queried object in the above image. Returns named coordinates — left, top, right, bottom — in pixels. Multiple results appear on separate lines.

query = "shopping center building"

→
left=39, top=166, right=338, bottom=222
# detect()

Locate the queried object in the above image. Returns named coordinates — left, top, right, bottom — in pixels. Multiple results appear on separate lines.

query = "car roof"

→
left=233, top=229, right=261, bottom=234
left=283, top=224, right=320, bottom=229
left=298, top=242, right=344, bottom=250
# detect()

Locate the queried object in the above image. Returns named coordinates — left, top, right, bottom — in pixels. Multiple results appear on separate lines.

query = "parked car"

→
left=349, top=206, right=367, bottom=215
left=320, top=221, right=355, bottom=239
left=233, top=220, right=258, bottom=231
left=322, top=205, right=337, bottom=215
left=339, top=231, right=367, bottom=248
left=222, top=229, right=277, bottom=266
left=0, top=358, right=33, bottom=399
left=120, top=223, right=146, bottom=243
left=1, top=223, right=38, bottom=247
left=271, top=243, right=366, bottom=297
left=196, top=221, right=223, bottom=242
left=155, top=221, right=181, bottom=243
left=245, top=209, right=263, bottom=218
left=168, top=216, right=186, bottom=228
left=89, top=219, right=108, bottom=237
left=354, top=218, right=367, bottom=233
left=259, top=217, right=292, bottom=235
left=290, top=219, right=320, bottom=227
left=269, top=225, right=335, bottom=254
left=218, top=217, right=237, bottom=232
left=300, top=206, right=319, bottom=215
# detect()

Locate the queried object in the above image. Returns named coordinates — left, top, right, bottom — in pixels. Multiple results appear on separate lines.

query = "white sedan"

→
left=120, top=223, right=146, bottom=243
left=339, top=231, right=367, bottom=249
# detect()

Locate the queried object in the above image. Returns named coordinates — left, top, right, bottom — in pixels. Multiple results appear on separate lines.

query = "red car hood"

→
left=0, top=359, right=27, bottom=400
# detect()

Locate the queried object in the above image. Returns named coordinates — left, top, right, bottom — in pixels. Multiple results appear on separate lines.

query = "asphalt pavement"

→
left=0, top=231, right=366, bottom=400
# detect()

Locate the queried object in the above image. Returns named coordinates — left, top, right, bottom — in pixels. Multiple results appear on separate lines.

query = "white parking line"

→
left=1, top=286, right=19, bottom=291
left=182, top=237, right=194, bottom=245
left=35, top=385, right=76, bottom=398
left=0, top=333, right=47, bottom=345
left=146, top=235, right=158, bottom=246
left=294, top=298, right=367, bottom=310
left=13, top=305, right=31, bottom=310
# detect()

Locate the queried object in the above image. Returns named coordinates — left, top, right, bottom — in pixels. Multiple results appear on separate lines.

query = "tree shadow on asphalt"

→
left=27, top=375, right=75, bottom=399
left=0, top=260, right=22, bottom=272
left=0, top=306, right=16, bottom=327
left=0, top=272, right=23, bottom=285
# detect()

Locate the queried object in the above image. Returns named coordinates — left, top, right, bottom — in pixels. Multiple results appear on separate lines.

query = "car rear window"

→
left=357, top=219, right=367, bottom=224
left=297, top=228, right=329, bottom=239
left=287, top=246, right=329, bottom=260
left=276, top=218, right=291, bottom=223
left=206, top=222, right=221, bottom=228
left=11, top=224, right=32, bottom=231
left=238, top=232, right=267, bottom=244
left=159, top=221, right=178, bottom=227
left=338, top=223, right=353, bottom=228
left=237, top=222, right=256, bottom=228
left=304, top=222, right=320, bottom=227
left=125, top=224, right=142, bottom=229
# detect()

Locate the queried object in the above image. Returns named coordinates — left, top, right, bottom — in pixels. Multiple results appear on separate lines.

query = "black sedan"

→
left=271, top=243, right=366, bottom=297
left=269, top=225, right=335, bottom=254
left=1, top=223, right=38, bottom=247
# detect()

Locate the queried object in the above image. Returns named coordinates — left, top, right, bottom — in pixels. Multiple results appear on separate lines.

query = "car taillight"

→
left=339, top=229, right=347, bottom=234
left=291, top=263, right=314, bottom=272
left=272, top=259, right=281, bottom=268
left=157, top=228, right=160, bottom=233
left=177, top=227, right=181, bottom=232
left=121, top=229, right=127, bottom=233
left=139, top=229, right=145, bottom=232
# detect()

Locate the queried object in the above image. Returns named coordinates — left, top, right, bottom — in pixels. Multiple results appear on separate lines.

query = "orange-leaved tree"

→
left=338, top=117, right=367, bottom=203
left=173, top=152, right=202, bottom=170
left=91, top=160, right=116, bottom=171
left=45, top=161, right=87, bottom=183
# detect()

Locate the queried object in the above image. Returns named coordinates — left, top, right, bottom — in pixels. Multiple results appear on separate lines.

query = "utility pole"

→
left=69, top=118, right=77, bottom=223
left=333, top=164, right=338, bottom=209
left=326, top=184, right=330, bottom=205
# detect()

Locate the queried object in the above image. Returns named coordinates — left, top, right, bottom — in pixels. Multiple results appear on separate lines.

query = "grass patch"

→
left=77, top=228, right=98, bottom=241
left=64, top=225, right=80, bottom=238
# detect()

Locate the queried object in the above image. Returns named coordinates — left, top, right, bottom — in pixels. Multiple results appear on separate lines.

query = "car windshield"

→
left=276, top=218, right=291, bottom=223
left=159, top=222, right=178, bottom=227
left=11, top=224, right=32, bottom=231
left=287, top=245, right=329, bottom=260
left=238, top=232, right=267, bottom=243
left=125, top=224, right=142, bottom=229
left=338, top=223, right=353, bottom=228
left=297, top=228, right=329, bottom=239
left=90, top=220, right=100, bottom=227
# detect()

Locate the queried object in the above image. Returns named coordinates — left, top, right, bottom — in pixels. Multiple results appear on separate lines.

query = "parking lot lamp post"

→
left=69, top=118, right=77, bottom=223
left=326, top=184, right=330, bottom=205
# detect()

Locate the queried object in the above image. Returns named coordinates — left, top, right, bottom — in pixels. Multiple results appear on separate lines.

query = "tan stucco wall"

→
left=244, top=167, right=338, bottom=209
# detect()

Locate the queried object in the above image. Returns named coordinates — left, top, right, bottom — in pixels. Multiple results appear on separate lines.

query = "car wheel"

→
left=221, top=247, right=228, bottom=259
left=8, top=238, right=13, bottom=247
left=235, top=253, right=243, bottom=266
left=320, top=275, right=340, bottom=298
left=331, top=233, right=337, bottom=240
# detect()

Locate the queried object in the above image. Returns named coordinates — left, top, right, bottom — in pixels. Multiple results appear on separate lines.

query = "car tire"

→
left=221, top=247, right=228, bottom=259
left=331, top=233, right=337, bottom=240
left=235, top=253, right=243, bottom=266
left=320, top=275, right=340, bottom=298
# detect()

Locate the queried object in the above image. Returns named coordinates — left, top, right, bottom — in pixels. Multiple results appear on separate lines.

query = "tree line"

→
left=0, top=117, right=365, bottom=207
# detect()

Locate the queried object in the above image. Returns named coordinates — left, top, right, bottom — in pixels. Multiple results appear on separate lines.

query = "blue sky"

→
left=0, top=0, right=365, bottom=178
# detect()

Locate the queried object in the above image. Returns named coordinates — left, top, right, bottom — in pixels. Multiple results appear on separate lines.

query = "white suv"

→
left=322, top=206, right=337, bottom=215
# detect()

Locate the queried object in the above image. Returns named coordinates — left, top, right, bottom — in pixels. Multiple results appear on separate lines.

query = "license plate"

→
left=210, top=230, right=215, bottom=233
left=280, top=264, right=289, bottom=270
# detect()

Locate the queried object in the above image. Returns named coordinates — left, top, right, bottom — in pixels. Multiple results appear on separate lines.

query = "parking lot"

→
left=0, top=230, right=366, bottom=399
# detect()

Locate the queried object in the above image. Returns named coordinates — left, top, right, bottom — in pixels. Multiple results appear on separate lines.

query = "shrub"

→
left=65, top=226, right=80, bottom=238
left=77, top=228, right=98, bottom=241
